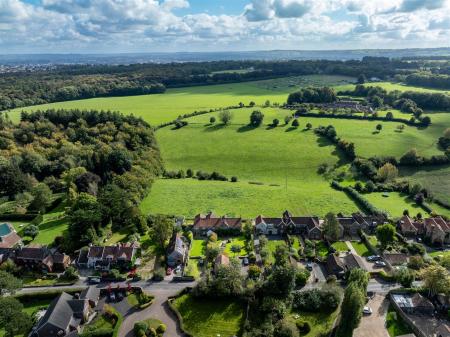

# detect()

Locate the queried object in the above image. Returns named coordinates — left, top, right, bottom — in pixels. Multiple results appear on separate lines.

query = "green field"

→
left=8, top=75, right=354, bottom=126
left=140, top=120, right=360, bottom=217
left=364, top=192, right=424, bottom=218
left=336, top=81, right=450, bottom=95
left=173, top=294, right=245, bottom=337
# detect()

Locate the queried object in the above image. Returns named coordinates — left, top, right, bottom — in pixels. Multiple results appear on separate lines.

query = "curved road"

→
left=119, top=288, right=185, bottom=337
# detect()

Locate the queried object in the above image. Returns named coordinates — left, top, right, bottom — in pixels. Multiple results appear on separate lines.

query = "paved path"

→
left=118, top=287, right=187, bottom=337
left=354, top=293, right=390, bottom=337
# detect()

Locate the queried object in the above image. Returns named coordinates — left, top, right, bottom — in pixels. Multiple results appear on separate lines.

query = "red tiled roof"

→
left=0, top=231, right=21, bottom=249
left=399, top=216, right=418, bottom=233
left=193, top=213, right=242, bottom=230
left=215, top=254, right=229, bottom=266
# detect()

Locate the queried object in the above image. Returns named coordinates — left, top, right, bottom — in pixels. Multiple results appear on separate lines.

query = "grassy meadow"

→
left=141, top=119, right=361, bottom=217
left=5, top=76, right=449, bottom=219
left=7, top=75, right=354, bottom=125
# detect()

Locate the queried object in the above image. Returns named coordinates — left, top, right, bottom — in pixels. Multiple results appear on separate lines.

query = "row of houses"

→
left=398, top=215, right=450, bottom=245
left=77, top=242, right=139, bottom=271
left=192, top=211, right=387, bottom=240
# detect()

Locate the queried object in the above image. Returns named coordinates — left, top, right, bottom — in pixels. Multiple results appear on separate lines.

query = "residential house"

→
left=352, top=213, right=387, bottom=233
left=398, top=215, right=419, bottom=237
left=214, top=253, right=230, bottom=273
left=0, top=222, right=22, bottom=250
left=78, top=243, right=138, bottom=271
left=383, top=253, right=408, bottom=267
left=15, top=245, right=70, bottom=272
left=326, top=253, right=366, bottom=278
left=326, top=254, right=345, bottom=278
left=255, top=211, right=323, bottom=239
left=392, top=293, right=435, bottom=315
left=424, top=217, right=450, bottom=246
left=193, top=212, right=242, bottom=236
left=29, top=291, right=95, bottom=337
left=337, top=217, right=365, bottom=238
left=254, top=216, right=285, bottom=236
left=167, top=232, right=188, bottom=267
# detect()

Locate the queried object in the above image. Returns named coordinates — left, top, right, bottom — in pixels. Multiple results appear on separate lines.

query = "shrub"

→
left=156, top=324, right=166, bottom=334
left=209, top=116, right=216, bottom=124
left=231, top=176, right=238, bottom=182
left=295, top=320, right=311, bottom=334
left=292, top=119, right=299, bottom=127
left=295, top=269, right=310, bottom=288
left=275, top=320, right=299, bottom=337
left=134, top=322, right=148, bottom=336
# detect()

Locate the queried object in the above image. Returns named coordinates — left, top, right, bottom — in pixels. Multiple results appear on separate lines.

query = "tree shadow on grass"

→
left=237, top=124, right=257, bottom=133
left=266, top=125, right=277, bottom=130
left=204, top=123, right=227, bottom=132
left=285, top=126, right=298, bottom=132
left=316, top=137, right=333, bottom=148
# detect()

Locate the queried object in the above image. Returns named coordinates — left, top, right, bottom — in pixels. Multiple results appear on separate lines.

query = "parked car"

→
left=375, top=261, right=386, bottom=267
left=363, top=306, right=372, bottom=315
left=416, top=237, right=422, bottom=243
left=109, top=292, right=116, bottom=302
left=306, top=262, right=313, bottom=271
left=367, top=255, right=381, bottom=262
left=117, top=292, right=124, bottom=301
left=243, top=258, right=249, bottom=266
left=88, top=277, right=101, bottom=284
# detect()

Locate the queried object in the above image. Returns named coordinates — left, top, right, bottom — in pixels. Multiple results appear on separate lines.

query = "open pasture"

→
left=7, top=75, right=354, bottom=125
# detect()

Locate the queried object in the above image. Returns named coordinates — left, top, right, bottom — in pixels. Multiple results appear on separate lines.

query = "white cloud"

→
left=0, top=0, right=449, bottom=52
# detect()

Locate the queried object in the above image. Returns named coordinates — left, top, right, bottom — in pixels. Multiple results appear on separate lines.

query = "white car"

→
left=363, top=306, right=372, bottom=315
left=375, top=261, right=387, bottom=267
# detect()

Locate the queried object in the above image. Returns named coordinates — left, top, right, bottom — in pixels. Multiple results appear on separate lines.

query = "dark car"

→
left=243, top=258, right=249, bottom=266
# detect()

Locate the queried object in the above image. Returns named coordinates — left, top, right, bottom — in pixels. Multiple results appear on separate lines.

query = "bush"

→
left=292, top=288, right=341, bottom=312
left=292, top=119, right=299, bottom=127
left=231, top=176, right=238, bottom=182
left=295, top=269, right=310, bottom=288
left=295, top=320, right=311, bottom=334
left=156, top=324, right=166, bottom=334
left=134, top=322, right=148, bottom=336
left=275, top=320, right=299, bottom=337
left=152, top=270, right=164, bottom=281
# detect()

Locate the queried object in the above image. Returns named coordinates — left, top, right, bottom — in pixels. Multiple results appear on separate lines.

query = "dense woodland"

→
left=0, top=57, right=421, bottom=111
left=0, top=109, right=162, bottom=250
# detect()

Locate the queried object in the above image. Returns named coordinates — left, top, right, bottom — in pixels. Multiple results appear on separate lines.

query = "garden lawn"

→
left=292, top=237, right=302, bottom=250
left=288, top=309, right=339, bottom=337
left=190, top=239, right=205, bottom=257
left=331, top=241, right=349, bottom=252
left=351, top=241, right=370, bottom=257
left=173, top=294, right=245, bottom=337
left=8, top=75, right=355, bottom=125
left=266, top=239, right=286, bottom=264
left=386, top=306, right=413, bottom=337
left=314, top=241, right=329, bottom=258
left=223, top=236, right=247, bottom=256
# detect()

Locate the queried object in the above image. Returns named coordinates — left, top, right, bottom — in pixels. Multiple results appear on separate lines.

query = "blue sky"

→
left=1, top=0, right=450, bottom=53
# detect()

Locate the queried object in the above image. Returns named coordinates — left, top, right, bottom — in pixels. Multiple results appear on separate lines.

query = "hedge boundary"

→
left=167, top=288, right=194, bottom=337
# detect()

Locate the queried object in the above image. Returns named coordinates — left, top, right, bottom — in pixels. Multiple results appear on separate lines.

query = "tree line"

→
left=0, top=57, right=420, bottom=111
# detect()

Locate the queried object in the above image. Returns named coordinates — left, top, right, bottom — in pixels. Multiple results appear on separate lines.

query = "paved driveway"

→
left=354, top=294, right=390, bottom=337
